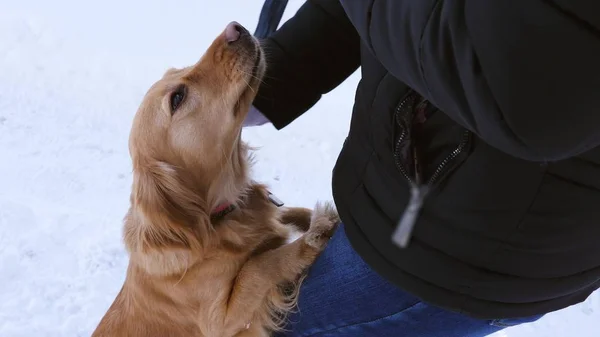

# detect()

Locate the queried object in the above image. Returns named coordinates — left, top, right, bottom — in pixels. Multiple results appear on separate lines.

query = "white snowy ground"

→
left=0, top=0, right=597, bottom=336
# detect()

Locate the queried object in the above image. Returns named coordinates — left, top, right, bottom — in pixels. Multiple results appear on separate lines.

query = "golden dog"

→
left=91, top=22, right=339, bottom=337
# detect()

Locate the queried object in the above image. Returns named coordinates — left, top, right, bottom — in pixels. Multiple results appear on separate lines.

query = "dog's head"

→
left=124, top=22, right=266, bottom=274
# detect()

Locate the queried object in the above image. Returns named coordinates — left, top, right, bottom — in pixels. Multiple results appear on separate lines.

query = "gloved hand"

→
left=243, top=105, right=271, bottom=127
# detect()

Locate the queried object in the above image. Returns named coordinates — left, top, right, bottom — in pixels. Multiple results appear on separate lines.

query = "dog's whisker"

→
left=241, top=76, right=255, bottom=94
left=235, top=68, right=259, bottom=87
left=235, top=67, right=266, bottom=85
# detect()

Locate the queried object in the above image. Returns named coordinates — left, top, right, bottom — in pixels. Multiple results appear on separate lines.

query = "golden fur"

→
left=91, top=23, right=340, bottom=337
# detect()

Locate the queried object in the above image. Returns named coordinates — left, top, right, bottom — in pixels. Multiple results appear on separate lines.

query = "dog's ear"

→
left=133, top=161, right=205, bottom=226
left=125, top=161, right=211, bottom=275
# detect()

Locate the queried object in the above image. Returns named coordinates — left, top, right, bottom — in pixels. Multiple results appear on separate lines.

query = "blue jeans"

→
left=275, top=224, right=544, bottom=337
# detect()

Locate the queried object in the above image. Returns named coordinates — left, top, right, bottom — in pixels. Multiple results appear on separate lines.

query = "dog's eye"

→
left=170, top=85, right=186, bottom=113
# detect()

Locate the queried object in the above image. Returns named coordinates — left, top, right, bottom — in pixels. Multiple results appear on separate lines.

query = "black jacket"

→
left=252, top=0, right=600, bottom=319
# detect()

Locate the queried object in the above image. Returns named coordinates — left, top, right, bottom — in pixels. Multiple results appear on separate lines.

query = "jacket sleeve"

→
left=361, top=0, right=600, bottom=162
left=251, top=0, right=361, bottom=129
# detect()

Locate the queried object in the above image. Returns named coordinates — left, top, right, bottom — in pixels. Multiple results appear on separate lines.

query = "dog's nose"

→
left=224, top=21, right=248, bottom=43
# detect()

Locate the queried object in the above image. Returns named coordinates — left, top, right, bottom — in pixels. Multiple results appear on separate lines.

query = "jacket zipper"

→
left=427, top=129, right=471, bottom=186
left=393, top=93, right=416, bottom=185
left=393, top=92, right=471, bottom=187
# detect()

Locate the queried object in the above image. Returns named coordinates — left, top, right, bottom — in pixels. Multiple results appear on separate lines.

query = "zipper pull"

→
left=392, top=184, right=429, bottom=248
left=393, top=143, right=428, bottom=248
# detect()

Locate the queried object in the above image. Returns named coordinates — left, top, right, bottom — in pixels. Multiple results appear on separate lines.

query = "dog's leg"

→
left=278, top=206, right=312, bottom=232
left=223, top=202, right=339, bottom=336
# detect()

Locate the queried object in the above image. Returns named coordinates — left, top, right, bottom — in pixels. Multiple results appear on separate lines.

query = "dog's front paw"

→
left=304, top=201, right=340, bottom=249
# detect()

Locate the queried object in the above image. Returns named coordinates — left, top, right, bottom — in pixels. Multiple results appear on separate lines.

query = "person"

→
left=244, top=1, right=600, bottom=336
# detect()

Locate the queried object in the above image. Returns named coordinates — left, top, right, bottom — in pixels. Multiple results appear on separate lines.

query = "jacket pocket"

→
left=392, top=89, right=474, bottom=194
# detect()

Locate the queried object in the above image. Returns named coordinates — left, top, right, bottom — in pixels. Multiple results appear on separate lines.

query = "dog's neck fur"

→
left=206, top=137, right=253, bottom=210
left=94, top=183, right=283, bottom=337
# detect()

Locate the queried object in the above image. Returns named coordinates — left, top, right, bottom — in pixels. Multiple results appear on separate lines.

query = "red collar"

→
left=210, top=202, right=236, bottom=220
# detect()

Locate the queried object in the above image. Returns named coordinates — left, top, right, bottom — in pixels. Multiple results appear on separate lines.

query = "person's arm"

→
left=251, top=0, right=361, bottom=129
left=356, top=0, right=600, bottom=162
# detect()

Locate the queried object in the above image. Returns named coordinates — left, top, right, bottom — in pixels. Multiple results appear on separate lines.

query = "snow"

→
left=0, top=0, right=597, bottom=336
